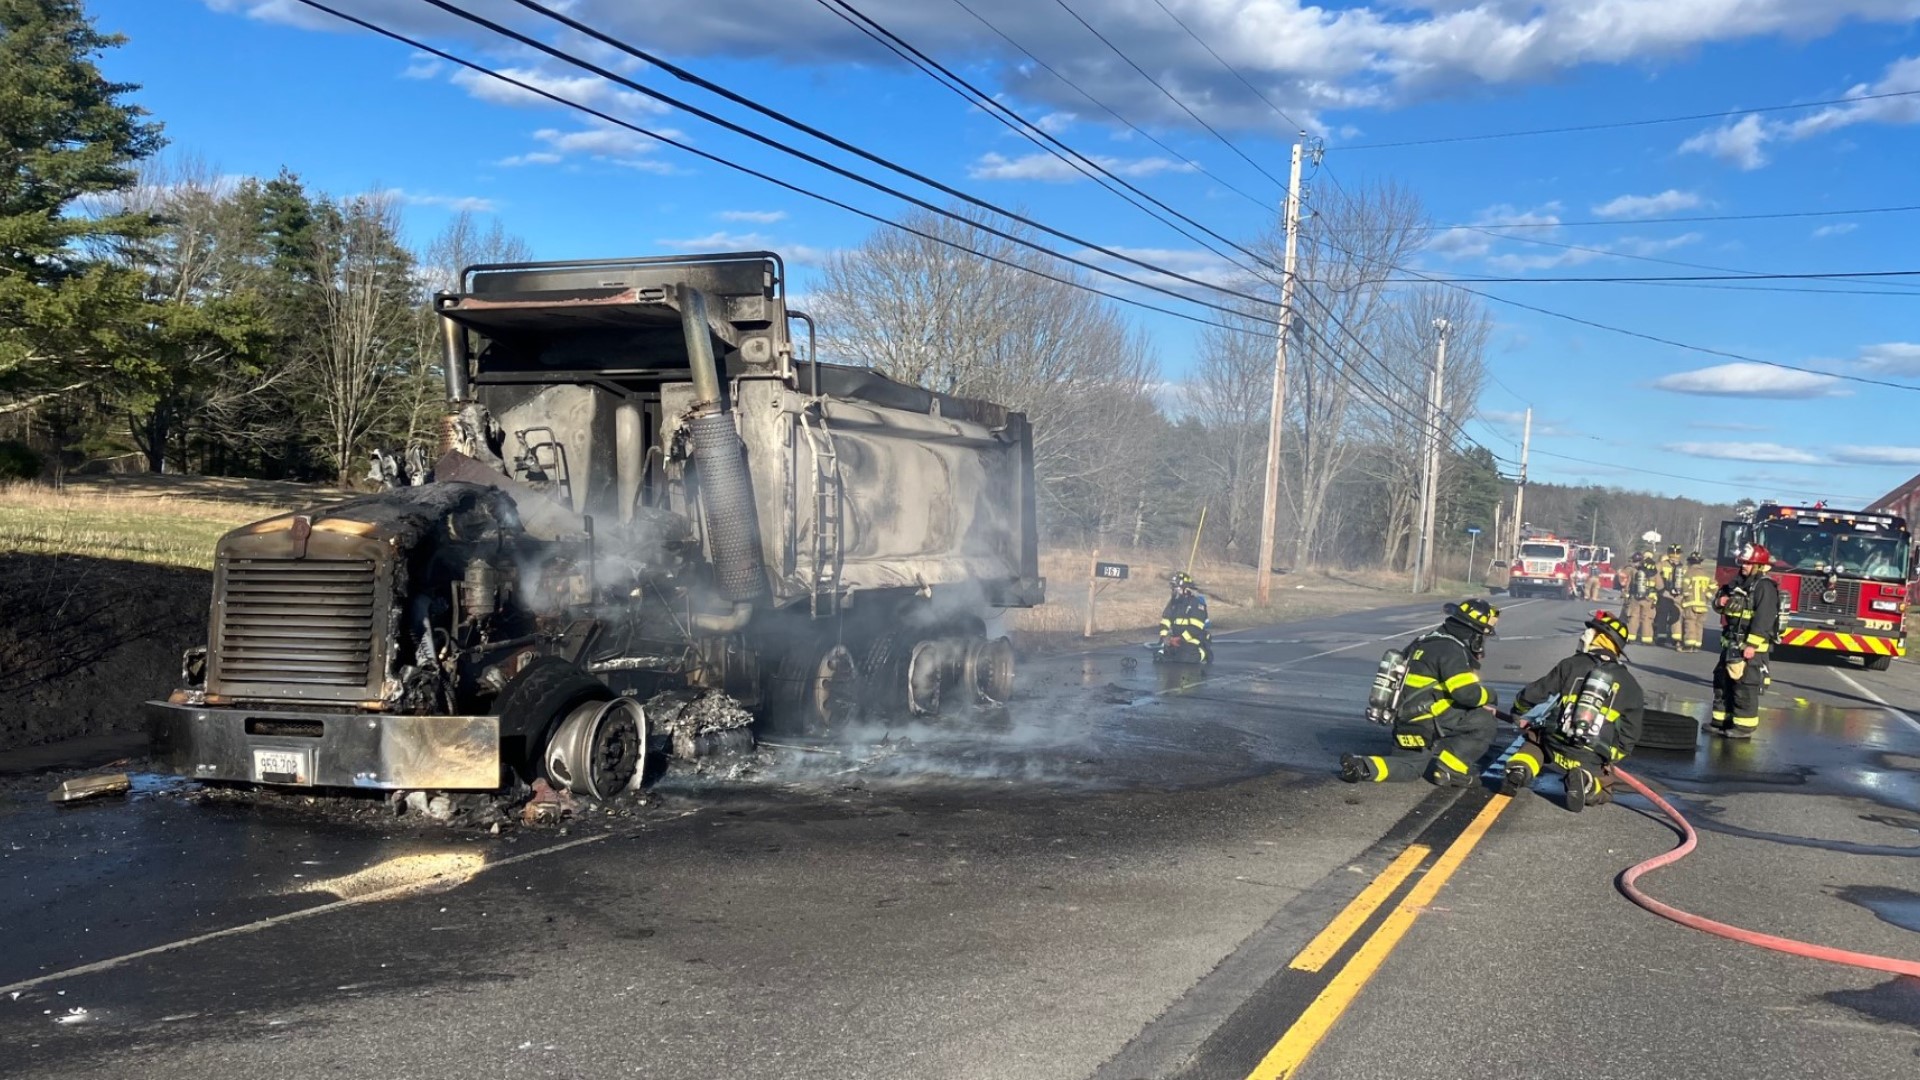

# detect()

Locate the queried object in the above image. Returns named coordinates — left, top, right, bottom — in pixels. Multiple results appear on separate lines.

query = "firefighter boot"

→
left=1500, top=760, right=1535, bottom=796
left=1565, top=765, right=1596, bottom=813
left=1339, top=753, right=1377, bottom=783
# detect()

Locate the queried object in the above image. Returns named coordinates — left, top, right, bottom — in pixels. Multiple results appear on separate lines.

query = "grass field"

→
left=1007, top=548, right=1478, bottom=645
left=0, top=484, right=288, bottom=570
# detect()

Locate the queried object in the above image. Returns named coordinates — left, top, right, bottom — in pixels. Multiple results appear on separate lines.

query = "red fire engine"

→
left=1510, top=532, right=1579, bottom=600
left=1716, top=503, right=1913, bottom=670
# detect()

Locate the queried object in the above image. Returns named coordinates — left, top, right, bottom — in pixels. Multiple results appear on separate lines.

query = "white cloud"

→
left=498, top=123, right=680, bottom=172
left=1665, top=441, right=1826, bottom=465
left=1592, top=189, right=1702, bottom=219
left=1679, top=114, right=1771, bottom=170
left=1036, top=111, right=1077, bottom=135
left=449, top=66, right=667, bottom=117
left=401, top=54, right=441, bottom=81
left=211, top=1, right=1920, bottom=140
left=1688, top=420, right=1770, bottom=432
left=1832, top=445, right=1920, bottom=466
left=1679, top=54, right=1920, bottom=169
left=659, top=230, right=773, bottom=251
left=718, top=209, right=788, bottom=224
left=1855, top=342, right=1920, bottom=376
left=968, top=151, right=1195, bottom=182
left=1652, top=362, right=1848, bottom=398
left=1614, top=232, right=1704, bottom=257
left=1812, top=222, right=1858, bottom=238
left=382, top=189, right=498, bottom=213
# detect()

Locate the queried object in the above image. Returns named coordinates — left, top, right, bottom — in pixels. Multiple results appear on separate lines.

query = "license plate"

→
left=252, top=748, right=312, bottom=785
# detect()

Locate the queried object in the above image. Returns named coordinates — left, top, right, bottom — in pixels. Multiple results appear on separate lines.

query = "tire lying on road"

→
left=1636, top=708, right=1701, bottom=752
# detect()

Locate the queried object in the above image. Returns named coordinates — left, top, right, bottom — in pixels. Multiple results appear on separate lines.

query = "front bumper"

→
left=1777, top=626, right=1906, bottom=658
left=147, top=702, right=502, bottom=790
left=1512, top=577, right=1569, bottom=590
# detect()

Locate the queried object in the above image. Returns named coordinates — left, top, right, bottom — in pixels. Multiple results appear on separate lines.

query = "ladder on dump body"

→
left=799, top=407, right=844, bottom=618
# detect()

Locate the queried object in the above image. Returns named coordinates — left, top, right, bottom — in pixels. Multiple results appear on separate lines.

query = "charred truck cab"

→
left=149, top=252, right=1045, bottom=797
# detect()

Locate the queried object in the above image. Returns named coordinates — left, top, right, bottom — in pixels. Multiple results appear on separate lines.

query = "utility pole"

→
left=1510, top=407, right=1532, bottom=556
left=1413, top=319, right=1449, bottom=592
left=1255, top=134, right=1305, bottom=606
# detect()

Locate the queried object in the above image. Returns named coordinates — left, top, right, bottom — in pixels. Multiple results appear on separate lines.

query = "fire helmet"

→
left=1444, top=598, right=1499, bottom=637
left=1738, top=543, right=1773, bottom=568
left=1171, top=572, right=1196, bottom=591
left=1687, top=550, right=1703, bottom=565
left=1584, top=611, right=1631, bottom=654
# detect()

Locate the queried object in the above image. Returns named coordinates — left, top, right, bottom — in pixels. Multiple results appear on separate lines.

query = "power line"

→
left=1398, top=269, right=1920, bottom=285
left=1047, top=0, right=1289, bottom=189
left=1303, top=188, right=1920, bottom=394
left=813, top=0, right=1275, bottom=281
left=1450, top=203, right=1920, bottom=231
left=1338, top=87, right=1920, bottom=151
left=288, top=0, right=1279, bottom=341
left=1439, top=225, right=1920, bottom=295
left=295, top=1, right=1483, bottom=456
left=943, top=0, right=1273, bottom=212
left=414, top=0, right=1286, bottom=321
left=1143, top=0, right=1305, bottom=133
left=1526, top=448, right=1872, bottom=503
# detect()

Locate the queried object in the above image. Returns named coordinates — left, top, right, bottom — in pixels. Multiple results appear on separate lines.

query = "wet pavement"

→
left=4, top=596, right=1919, bottom=1078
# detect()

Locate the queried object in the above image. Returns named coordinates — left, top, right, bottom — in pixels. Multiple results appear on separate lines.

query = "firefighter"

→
left=1582, top=560, right=1604, bottom=602
left=1341, top=599, right=1501, bottom=788
left=1623, top=553, right=1662, bottom=645
left=1501, top=611, right=1644, bottom=812
left=1655, top=544, right=1685, bottom=648
left=1710, top=544, right=1782, bottom=738
left=1157, top=572, right=1212, bottom=664
left=1678, top=551, right=1715, bottom=653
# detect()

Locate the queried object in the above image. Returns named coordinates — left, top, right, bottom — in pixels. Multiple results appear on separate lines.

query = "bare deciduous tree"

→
left=814, top=207, right=1159, bottom=542
left=302, top=192, right=416, bottom=484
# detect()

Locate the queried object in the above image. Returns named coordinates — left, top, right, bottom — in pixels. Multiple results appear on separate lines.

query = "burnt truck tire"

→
left=493, top=657, right=614, bottom=779
left=1636, top=708, right=1701, bottom=752
left=766, top=641, right=865, bottom=735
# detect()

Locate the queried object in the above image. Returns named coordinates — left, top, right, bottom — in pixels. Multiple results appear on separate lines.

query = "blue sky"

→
left=88, top=1, right=1920, bottom=507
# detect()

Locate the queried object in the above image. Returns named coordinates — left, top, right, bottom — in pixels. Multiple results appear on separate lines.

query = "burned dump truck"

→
left=148, top=252, right=1044, bottom=799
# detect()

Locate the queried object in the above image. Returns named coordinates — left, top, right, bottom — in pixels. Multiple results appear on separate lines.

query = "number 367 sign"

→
left=1093, top=561, right=1130, bottom=580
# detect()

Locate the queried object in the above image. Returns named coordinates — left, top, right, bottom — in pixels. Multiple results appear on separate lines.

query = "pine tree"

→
left=0, top=0, right=165, bottom=396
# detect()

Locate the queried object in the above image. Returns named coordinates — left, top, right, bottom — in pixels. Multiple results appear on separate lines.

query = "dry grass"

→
left=0, top=483, right=290, bottom=570
left=1009, top=548, right=1476, bottom=642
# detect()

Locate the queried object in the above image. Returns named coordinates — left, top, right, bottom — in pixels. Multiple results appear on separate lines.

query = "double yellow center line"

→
left=1246, top=793, right=1515, bottom=1080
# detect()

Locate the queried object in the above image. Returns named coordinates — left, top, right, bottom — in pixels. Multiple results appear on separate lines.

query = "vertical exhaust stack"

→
left=439, top=307, right=471, bottom=403
left=680, top=285, right=769, bottom=605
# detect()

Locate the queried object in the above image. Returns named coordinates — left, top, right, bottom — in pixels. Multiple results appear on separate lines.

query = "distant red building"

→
left=1869, top=472, right=1920, bottom=524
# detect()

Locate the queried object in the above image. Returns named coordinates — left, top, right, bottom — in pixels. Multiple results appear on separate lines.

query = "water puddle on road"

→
left=1629, top=691, right=1920, bottom=814
left=1832, top=885, right=1920, bottom=935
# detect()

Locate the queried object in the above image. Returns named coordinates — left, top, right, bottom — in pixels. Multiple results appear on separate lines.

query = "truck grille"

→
left=1793, top=578, right=1862, bottom=618
left=216, top=558, right=380, bottom=688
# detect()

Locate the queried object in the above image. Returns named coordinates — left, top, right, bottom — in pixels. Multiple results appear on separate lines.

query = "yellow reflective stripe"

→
left=1609, top=745, right=1626, bottom=760
left=1369, top=756, right=1391, bottom=782
left=1442, top=671, right=1481, bottom=693
left=1404, top=674, right=1438, bottom=688
left=1437, top=750, right=1469, bottom=774
left=1509, top=750, right=1540, bottom=774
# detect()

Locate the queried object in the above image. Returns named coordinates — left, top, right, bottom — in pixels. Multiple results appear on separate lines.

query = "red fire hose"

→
left=1611, top=766, right=1920, bottom=978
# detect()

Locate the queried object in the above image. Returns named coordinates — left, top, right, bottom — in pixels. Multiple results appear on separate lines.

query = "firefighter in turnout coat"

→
left=1157, top=572, right=1212, bottom=664
left=1342, top=599, right=1501, bottom=788
left=1679, top=552, right=1715, bottom=653
left=1711, top=544, right=1782, bottom=738
left=1502, top=611, right=1645, bottom=812
left=1623, top=554, right=1663, bottom=645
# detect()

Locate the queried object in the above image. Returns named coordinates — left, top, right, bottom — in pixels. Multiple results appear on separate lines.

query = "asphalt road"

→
left=3, top=594, right=1918, bottom=1079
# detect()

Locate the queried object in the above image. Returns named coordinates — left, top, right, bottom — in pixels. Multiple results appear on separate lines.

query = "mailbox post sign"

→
left=1085, top=554, right=1131, bottom=637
